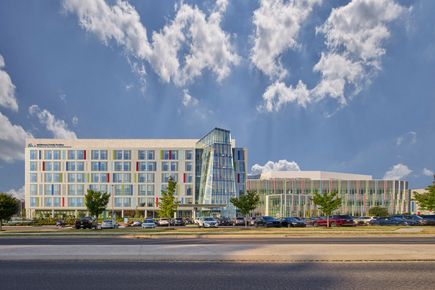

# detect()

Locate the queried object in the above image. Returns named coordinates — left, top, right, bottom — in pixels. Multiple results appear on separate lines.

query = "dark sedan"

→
left=369, top=217, right=418, bottom=226
left=255, top=216, right=281, bottom=228
left=75, top=217, right=97, bottom=229
left=280, top=217, right=306, bottom=228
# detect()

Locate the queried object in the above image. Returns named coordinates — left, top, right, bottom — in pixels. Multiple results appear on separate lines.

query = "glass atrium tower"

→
left=195, top=128, right=247, bottom=217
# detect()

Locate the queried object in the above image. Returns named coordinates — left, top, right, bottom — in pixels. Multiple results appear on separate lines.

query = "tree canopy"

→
left=414, top=182, right=435, bottom=212
left=158, top=176, right=179, bottom=219
left=0, top=193, right=19, bottom=231
left=230, top=190, right=260, bottom=226
left=84, top=189, right=110, bottom=220
left=311, top=191, right=342, bottom=227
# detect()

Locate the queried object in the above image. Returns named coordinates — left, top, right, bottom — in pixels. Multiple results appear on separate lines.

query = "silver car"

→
left=142, top=219, right=156, bottom=229
left=198, top=217, right=219, bottom=228
left=101, top=220, right=118, bottom=229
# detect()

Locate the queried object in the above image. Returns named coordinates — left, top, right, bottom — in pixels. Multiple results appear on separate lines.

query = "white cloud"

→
left=182, top=89, right=198, bottom=107
left=251, top=0, right=322, bottom=79
left=260, top=80, right=310, bottom=111
left=0, top=54, right=19, bottom=111
left=8, top=185, right=24, bottom=201
left=383, top=163, right=412, bottom=180
left=0, top=112, right=33, bottom=162
left=259, top=0, right=408, bottom=112
left=396, top=131, right=417, bottom=146
left=423, top=168, right=434, bottom=177
left=64, top=0, right=239, bottom=88
left=251, top=159, right=301, bottom=175
left=72, top=116, right=79, bottom=126
left=28, top=105, right=77, bottom=139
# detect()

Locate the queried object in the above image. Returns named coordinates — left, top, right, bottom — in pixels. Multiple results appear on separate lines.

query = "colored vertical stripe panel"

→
left=169, top=150, right=172, bottom=160
left=107, top=173, right=110, bottom=183
left=42, top=161, right=45, bottom=171
left=51, top=184, right=54, bottom=195
left=183, top=173, right=186, bottom=183
left=62, top=197, right=65, bottom=207
left=136, top=162, right=139, bottom=171
left=83, top=150, right=86, bottom=160
left=237, top=173, right=240, bottom=183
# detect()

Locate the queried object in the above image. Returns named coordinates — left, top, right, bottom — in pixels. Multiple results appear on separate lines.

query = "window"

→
left=45, top=162, right=52, bottom=171
left=114, top=150, right=123, bottom=160
left=100, top=162, right=107, bottom=171
left=147, top=184, right=154, bottom=196
left=44, top=173, right=52, bottom=183
left=68, top=197, right=83, bottom=207
left=139, top=185, right=148, bottom=196
left=91, top=162, right=99, bottom=171
left=114, top=162, right=122, bottom=171
left=77, top=150, right=85, bottom=160
left=53, top=150, right=60, bottom=160
left=44, top=197, right=52, bottom=207
left=76, top=184, right=84, bottom=195
left=123, top=162, right=131, bottom=171
left=123, top=198, right=131, bottom=207
left=124, top=185, right=133, bottom=196
left=113, top=173, right=122, bottom=183
left=100, top=150, right=107, bottom=160
left=100, top=174, right=108, bottom=183
left=171, top=151, right=178, bottom=160
left=147, top=173, right=155, bottom=182
left=138, top=150, right=146, bottom=160
left=123, top=173, right=131, bottom=183
left=124, top=150, right=131, bottom=160
left=44, top=150, right=52, bottom=160
left=162, top=162, right=169, bottom=171
left=66, top=162, right=75, bottom=171
left=30, top=197, right=39, bottom=207
left=115, top=197, right=122, bottom=207
left=76, top=173, right=85, bottom=183
left=52, top=184, right=61, bottom=195
left=53, top=162, right=61, bottom=171
left=92, top=173, right=99, bottom=183
left=147, top=150, right=155, bottom=160
left=30, top=150, right=38, bottom=160
left=170, top=162, right=178, bottom=171
left=162, top=150, right=178, bottom=160
left=68, top=150, right=75, bottom=160
left=138, top=173, right=146, bottom=183
left=30, top=173, right=37, bottom=183
left=30, top=184, right=38, bottom=195
left=147, top=162, right=156, bottom=171
left=68, top=184, right=76, bottom=195
left=185, top=162, right=192, bottom=172
left=76, top=162, right=84, bottom=171
left=68, top=173, right=75, bottom=183
left=53, top=173, right=62, bottom=182
left=30, top=162, right=37, bottom=171
left=185, top=150, right=193, bottom=160
left=91, top=150, right=99, bottom=160
left=162, top=173, right=178, bottom=182
left=186, top=173, right=193, bottom=183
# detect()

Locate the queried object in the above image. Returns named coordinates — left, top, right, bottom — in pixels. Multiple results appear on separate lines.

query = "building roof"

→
left=259, top=171, right=373, bottom=181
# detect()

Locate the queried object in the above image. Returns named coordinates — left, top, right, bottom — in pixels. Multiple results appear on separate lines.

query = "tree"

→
left=230, top=190, right=260, bottom=227
left=0, top=193, right=19, bottom=231
left=368, top=206, right=389, bottom=217
left=311, top=191, right=342, bottom=228
left=414, top=181, right=435, bottom=212
left=84, top=189, right=110, bottom=223
left=158, top=177, right=179, bottom=223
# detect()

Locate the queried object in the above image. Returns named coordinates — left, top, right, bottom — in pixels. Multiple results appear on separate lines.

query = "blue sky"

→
left=0, top=0, right=434, bottom=198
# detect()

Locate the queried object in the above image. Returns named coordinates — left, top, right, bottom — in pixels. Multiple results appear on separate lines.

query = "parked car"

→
left=131, top=220, right=142, bottom=227
left=142, top=219, right=156, bottom=229
left=172, top=217, right=186, bottom=226
left=184, top=217, right=193, bottom=225
left=101, top=220, right=118, bottom=229
left=393, top=214, right=428, bottom=225
left=233, top=217, right=245, bottom=226
left=420, top=215, right=435, bottom=225
left=369, top=217, right=417, bottom=226
left=313, top=215, right=355, bottom=227
left=302, top=217, right=318, bottom=226
left=255, top=216, right=281, bottom=227
left=249, top=217, right=257, bottom=226
left=218, top=217, right=232, bottom=226
left=156, top=218, right=171, bottom=226
left=280, top=217, right=306, bottom=228
left=75, top=217, right=97, bottom=229
left=197, top=217, right=219, bottom=228
left=354, top=216, right=375, bottom=225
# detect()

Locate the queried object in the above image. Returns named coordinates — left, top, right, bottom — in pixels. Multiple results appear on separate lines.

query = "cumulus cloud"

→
left=260, top=80, right=310, bottom=111
left=0, top=112, right=33, bottom=162
left=0, top=54, right=19, bottom=111
left=259, top=0, right=408, bottom=112
left=182, top=89, right=198, bottom=107
left=64, top=0, right=239, bottom=88
left=396, top=131, right=417, bottom=146
left=28, top=105, right=77, bottom=139
left=383, top=163, right=412, bottom=180
left=422, top=168, right=434, bottom=177
left=251, top=0, right=322, bottom=79
left=251, top=160, right=301, bottom=175
left=8, top=185, right=24, bottom=201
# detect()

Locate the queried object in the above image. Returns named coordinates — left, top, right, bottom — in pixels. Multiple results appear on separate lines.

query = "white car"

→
left=142, top=219, right=156, bottom=229
left=101, top=220, right=118, bottom=229
left=131, top=221, right=142, bottom=227
left=197, top=217, right=219, bottom=228
left=354, top=216, right=375, bottom=225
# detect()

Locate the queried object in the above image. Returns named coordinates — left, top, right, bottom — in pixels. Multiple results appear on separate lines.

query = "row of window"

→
left=29, top=161, right=193, bottom=172
left=30, top=196, right=194, bottom=208
left=29, top=183, right=194, bottom=196
left=30, top=149, right=194, bottom=161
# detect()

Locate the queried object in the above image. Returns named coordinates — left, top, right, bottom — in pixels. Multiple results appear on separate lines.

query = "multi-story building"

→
left=247, top=171, right=409, bottom=217
left=24, top=128, right=247, bottom=219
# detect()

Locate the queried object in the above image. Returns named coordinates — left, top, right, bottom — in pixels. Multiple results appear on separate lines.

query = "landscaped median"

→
left=2, top=225, right=435, bottom=238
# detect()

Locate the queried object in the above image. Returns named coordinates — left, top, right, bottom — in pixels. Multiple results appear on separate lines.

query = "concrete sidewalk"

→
left=1, top=244, right=435, bottom=262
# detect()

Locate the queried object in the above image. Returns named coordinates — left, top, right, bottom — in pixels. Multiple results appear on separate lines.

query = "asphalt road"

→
left=0, top=236, right=435, bottom=245
left=1, top=260, right=434, bottom=289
